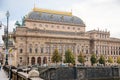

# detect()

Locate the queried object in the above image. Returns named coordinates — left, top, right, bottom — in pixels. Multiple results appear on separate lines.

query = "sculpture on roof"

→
left=15, top=21, right=21, bottom=27
left=15, top=16, right=26, bottom=27
left=22, top=16, right=25, bottom=26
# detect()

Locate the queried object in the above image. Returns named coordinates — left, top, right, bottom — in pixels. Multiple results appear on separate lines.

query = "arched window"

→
left=20, top=57, right=22, bottom=63
left=29, top=44, right=32, bottom=53
left=41, top=47, right=43, bottom=53
left=96, top=50, right=98, bottom=54
left=31, top=57, right=35, bottom=65
left=39, top=24, right=42, bottom=27
left=37, top=57, right=41, bottom=65
left=19, top=44, right=23, bottom=53
left=114, top=51, right=115, bottom=55
left=35, top=48, right=38, bottom=53
left=68, top=27, right=70, bottom=29
left=29, top=48, right=32, bottom=53
left=20, top=48, right=23, bottom=53
left=43, top=57, right=47, bottom=64
left=46, top=45, right=50, bottom=54
left=86, top=50, right=88, bottom=54
left=35, top=44, right=38, bottom=53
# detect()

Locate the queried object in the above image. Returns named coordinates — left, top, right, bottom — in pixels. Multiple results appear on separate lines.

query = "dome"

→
left=26, top=8, right=85, bottom=26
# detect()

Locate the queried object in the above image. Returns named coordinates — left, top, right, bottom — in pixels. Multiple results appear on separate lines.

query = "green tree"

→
left=64, top=49, right=75, bottom=64
left=78, top=52, right=85, bottom=64
left=108, top=56, right=113, bottom=63
left=117, top=56, right=120, bottom=64
left=51, top=49, right=61, bottom=63
left=99, top=55, right=105, bottom=65
left=90, top=54, right=97, bottom=66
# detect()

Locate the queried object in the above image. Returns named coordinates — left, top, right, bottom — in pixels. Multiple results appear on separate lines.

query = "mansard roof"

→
left=26, top=8, right=85, bottom=26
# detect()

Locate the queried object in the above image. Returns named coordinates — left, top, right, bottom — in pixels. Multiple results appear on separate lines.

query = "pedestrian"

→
left=0, top=62, right=1, bottom=70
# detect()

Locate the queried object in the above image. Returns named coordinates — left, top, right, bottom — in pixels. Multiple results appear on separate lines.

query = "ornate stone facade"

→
left=3, top=8, right=120, bottom=66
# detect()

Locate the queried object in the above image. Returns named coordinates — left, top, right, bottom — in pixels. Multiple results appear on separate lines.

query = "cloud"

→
left=0, top=11, right=6, bottom=20
left=8, top=20, right=16, bottom=32
left=71, top=0, right=120, bottom=38
left=1, top=0, right=120, bottom=40
left=0, top=20, right=16, bottom=43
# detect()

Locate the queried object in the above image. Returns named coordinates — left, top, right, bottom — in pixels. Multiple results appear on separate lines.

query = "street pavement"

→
left=0, top=67, right=9, bottom=80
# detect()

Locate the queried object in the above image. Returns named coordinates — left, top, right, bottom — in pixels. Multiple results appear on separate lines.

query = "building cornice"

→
left=14, top=34, right=90, bottom=41
left=25, top=19, right=86, bottom=27
left=93, top=38, right=120, bottom=43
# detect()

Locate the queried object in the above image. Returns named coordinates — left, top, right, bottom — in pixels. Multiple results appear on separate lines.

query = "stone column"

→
left=35, top=56, right=37, bottom=65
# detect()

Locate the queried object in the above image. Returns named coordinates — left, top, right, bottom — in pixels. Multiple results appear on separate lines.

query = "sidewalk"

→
left=0, top=67, right=9, bottom=80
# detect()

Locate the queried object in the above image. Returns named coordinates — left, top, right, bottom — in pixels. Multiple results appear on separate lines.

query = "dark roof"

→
left=26, top=11, right=85, bottom=26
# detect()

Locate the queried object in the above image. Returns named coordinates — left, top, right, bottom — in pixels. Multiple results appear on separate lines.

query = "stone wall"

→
left=39, top=67, right=76, bottom=80
left=39, top=66, right=120, bottom=80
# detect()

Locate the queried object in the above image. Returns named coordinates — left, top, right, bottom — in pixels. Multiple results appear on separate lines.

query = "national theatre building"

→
left=3, top=8, right=120, bottom=66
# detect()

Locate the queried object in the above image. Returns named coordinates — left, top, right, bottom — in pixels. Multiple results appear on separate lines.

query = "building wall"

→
left=25, top=20, right=85, bottom=33
left=11, top=20, right=120, bottom=67
left=13, top=19, right=90, bottom=66
left=3, top=10, right=120, bottom=67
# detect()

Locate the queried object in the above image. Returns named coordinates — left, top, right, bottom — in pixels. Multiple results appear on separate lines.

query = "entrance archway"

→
left=37, top=57, right=41, bottom=65
left=31, top=57, right=35, bottom=65
left=43, top=57, right=47, bottom=64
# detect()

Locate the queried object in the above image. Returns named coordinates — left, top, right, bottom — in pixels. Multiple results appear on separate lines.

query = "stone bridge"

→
left=3, top=66, right=120, bottom=80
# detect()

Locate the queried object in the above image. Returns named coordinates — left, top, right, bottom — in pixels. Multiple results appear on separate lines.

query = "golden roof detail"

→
left=33, top=7, right=72, bottom=16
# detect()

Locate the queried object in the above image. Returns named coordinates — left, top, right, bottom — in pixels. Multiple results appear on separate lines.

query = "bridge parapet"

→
left=3, top=66, right=43, bottom=80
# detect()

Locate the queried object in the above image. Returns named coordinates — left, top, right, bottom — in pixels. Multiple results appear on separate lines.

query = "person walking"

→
left=0, top=62, right=1, bottom=70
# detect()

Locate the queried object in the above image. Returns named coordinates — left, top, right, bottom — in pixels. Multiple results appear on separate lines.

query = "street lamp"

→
left=0, top=11, right=10, bottom=65
left=5, top=11, right=10, bottom=65
left=0, top=11, right=10, bottom=79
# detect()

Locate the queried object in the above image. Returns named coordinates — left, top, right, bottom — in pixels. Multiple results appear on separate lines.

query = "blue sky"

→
left=0, top=0, right=120, bottom=43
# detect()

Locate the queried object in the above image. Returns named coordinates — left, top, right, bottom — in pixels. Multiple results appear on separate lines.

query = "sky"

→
left=0, top=0, right=120, bottom=43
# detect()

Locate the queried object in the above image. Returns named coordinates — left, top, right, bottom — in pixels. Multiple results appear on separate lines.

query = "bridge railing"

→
left=3, top=66, right=43, bottom=80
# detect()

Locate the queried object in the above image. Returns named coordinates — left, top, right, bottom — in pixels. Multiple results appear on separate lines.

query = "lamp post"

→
left=0, top=11, right=10, bottom=65
left=73, top=30, right=77, bottom=80
left=0, top=11, right=10, bottom=79
left=5, top=11, right=10, bottom=65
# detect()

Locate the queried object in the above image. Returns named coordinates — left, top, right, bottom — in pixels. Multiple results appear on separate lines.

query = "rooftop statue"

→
left=22, top=16, right=25, bottom=26
left=15, top=21, right=21, bottom=27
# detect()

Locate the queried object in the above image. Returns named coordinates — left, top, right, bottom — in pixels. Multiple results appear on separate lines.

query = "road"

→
left=0, top=67, right=9, bottom=80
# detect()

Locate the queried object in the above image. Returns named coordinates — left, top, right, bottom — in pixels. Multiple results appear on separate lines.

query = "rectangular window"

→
left=20, top=49, right=23, bottom=53
left=29, top=48, right=32, bottom=53
left=41, top=47, right=43, bottom=53
left=35, top=48, right=38, bottom=53
left=20, top=57, right=22, bottom=62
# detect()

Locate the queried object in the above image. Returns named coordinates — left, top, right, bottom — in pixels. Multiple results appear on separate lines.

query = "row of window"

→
left=19, top=57, right=47, bottom=65
left=33, top=23, right=81, bottom=30
left=19, top=47, right=89, bottom=54
left=96, top=50, right=120, bottom=55
left=96, top=46, right=120, bottom=50
left=96, top=34, right=109, bottom=39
